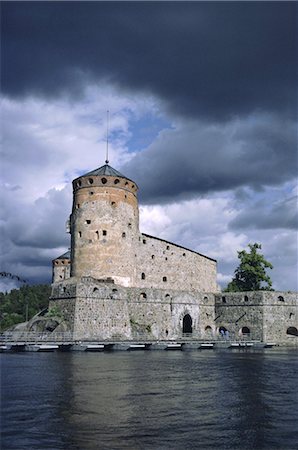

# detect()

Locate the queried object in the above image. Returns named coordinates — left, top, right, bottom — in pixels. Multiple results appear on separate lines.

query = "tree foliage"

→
left=0, top=284, right=51, bottom=331
left=225, top=243, right=274, bottom=292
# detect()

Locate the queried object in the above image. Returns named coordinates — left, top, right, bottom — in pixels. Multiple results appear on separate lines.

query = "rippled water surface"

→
left=1, top=349, right=297, bottom=450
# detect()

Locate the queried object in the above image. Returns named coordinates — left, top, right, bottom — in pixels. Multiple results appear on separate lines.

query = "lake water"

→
left=1, top=349, right=297, bottom=450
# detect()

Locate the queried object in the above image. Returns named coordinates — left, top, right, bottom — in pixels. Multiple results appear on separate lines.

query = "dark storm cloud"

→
left=122, top=114, right=297, bottom=203
left=2, top=2, right=297, bottom=120
left=229, top=195, right=298, bottom=231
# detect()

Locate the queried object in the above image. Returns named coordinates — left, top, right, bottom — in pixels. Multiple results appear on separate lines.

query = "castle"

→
left=49, top=163, right=297, bottom=345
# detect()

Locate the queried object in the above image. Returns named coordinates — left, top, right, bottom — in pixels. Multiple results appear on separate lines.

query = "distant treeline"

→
left=0, top=284, right=51, bottom=331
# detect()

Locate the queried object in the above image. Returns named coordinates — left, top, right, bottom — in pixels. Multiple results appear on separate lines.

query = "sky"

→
left=1, top=1, right=297, bottom=292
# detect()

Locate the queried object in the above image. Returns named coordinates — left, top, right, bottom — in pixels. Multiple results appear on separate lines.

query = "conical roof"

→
left=82, top=164, right=126, bottom=178
left=55, top=250, right=70, bottom=260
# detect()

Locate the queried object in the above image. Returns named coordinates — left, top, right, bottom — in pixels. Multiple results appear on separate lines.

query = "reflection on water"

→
left=1, top=350, right=297, bottom=449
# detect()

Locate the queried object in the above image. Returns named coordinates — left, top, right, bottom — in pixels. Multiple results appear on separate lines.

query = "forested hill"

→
left=0, top=284, right=51, bottom=331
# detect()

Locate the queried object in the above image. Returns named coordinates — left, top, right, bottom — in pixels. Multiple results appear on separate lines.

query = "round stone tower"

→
left=70, top=164, right=139, bottom=286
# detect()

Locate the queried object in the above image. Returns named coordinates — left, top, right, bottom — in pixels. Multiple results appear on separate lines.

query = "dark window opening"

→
left=222, top=296, right=226, bottom=303
left=287, top=327, right=298, bottom=336
left=205, top=326, right=212, bottom=334
left=182, top=314, right=193, bottom=334
left=90, top=191, right=94, bottom=195
left=132, top=184, right=135, bottom=188
left=95, top=231, right=99, bottom=239
left=77, top=204, right=80, bottom=209
left=111, top=201, right=116, bottom=207
left=204, top=296, right=208, bottom=301
left=114, top=179, right=120, bottom=184
left=103, top=230, right=107, bottom=236
left=241, top=326, right=250, bottom=335
left=289, top=312, right=294, bottom=318
left=143, top=239, right=146, bottom=244
left=141, top=273, right=145, bottom=280
left=78, top=231, right=82, bottom=238
left=125, top=181, right=129, bottom=186
left=244, top=295, right=249, bottom=302
left=86, top=220, right=91, bottom=224
left=112, top=288, right=118, bottom=293
left=93, top=287, right=99, bottom=292
left=101, top=177, right=107, bottom=184
left=183, top=253, right=186, bottom=257
left=140, top=292, right=147, bottom=299
left=77, top=180, right=82, bottom=187
left=122, top=232, right=126, bottom=238
left=278, top=296, right=285, bottom=302
left=151, top=255, right=155, bottom=259
left=166, top=245, right=170, bottom=250
left=128, top=223, right=132, bottom=228
left=163, top=276, right=167, bottom=282
left=88, top=178, right=94, bottom=184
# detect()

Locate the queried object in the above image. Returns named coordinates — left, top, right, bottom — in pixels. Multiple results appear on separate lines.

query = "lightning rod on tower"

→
left=105, top=110, right=109, bottom=164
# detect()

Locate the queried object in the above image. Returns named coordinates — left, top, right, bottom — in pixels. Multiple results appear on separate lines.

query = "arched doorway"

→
left=182, top=314, right=192, bottom=334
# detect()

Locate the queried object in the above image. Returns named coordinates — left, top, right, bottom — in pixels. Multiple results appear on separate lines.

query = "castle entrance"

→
left=182, top=314, right=193, bottom=334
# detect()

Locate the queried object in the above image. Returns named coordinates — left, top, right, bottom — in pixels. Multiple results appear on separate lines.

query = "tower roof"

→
left=55, top=250, right=70, bottom=260
left=82, top=164, right=126, bottom=179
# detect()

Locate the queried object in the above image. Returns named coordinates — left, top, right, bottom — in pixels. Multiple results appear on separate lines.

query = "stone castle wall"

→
left=50, top=279, right=216, bottom=340
left=135, top=233, right=219, bottom=292
left=214, top=291, right=298, bottom=344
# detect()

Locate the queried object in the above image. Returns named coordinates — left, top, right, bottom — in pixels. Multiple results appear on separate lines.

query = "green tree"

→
left=0, top=284, right=51, bottom=331
left=225, top=243, right=274, bottom=292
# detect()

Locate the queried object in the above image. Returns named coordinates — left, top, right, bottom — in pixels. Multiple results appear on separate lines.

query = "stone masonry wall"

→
left=135, top=234, right=219, bottom=293
left=214, top=292, right=264, bottom=340
left=262, top=291, right=298, bottom=345
left=214, top=291, right=298, bottom=344
left=50, top=279, right=216, bottom=340
left=70, top=175, right=139, bottom=286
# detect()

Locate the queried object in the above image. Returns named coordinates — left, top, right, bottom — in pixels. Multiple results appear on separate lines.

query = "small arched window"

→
left=101, top=177, right=107, bottom=184
left=241, top=326, right=250, bottom=335
left=163, top=276, right=167, bottom=282
left=140, top=292, right=147, bottom=299
left=222, top=296, right=226, bottom=303
left=278, top=296, right=285, bottom=302
left=244, top=295, right=249, bottom=302
left=122, top=232, right=126, bottom=238
left=141, top=273, right=145, bottom=280
left=287, top=327, right=298, bottom=336
left=93, top=287, right=99, bottom=292
left=88, top=178, right=94, bottom=185
left=114, top=179, right=120, bottom=184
